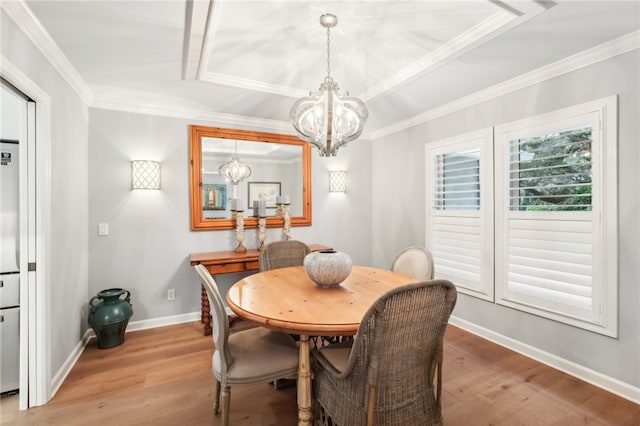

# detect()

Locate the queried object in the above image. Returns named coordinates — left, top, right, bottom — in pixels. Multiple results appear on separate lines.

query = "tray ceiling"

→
left=13, top=0, right=640, bottom=137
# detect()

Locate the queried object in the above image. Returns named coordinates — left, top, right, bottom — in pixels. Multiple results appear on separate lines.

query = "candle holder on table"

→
left=233, top=209, right=247, bottom=253
left=258, top=215, right=267, bottom=251
left=282, top=203, right=292, bottom=241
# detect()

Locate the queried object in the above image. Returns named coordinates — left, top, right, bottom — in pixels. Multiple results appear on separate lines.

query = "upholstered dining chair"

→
left=258, top=240, right=311, bottom=271
left=193, top=264, right=299, bottom=426
left=311, top=280, right=457, bottom=426
left=390, top=245, right=435, bottom=280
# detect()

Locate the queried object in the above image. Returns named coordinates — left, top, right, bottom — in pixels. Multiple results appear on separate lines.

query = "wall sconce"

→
left=329, top=170, right=346, bottom=192
left=131, top=160, right=161, bottom=190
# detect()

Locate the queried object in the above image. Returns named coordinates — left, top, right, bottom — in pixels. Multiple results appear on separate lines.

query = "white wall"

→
left=371, top=51, right=639, bottom=389
left=1, top=10, right=89, bottom=393
left=87, top=108, right=373, bottom=323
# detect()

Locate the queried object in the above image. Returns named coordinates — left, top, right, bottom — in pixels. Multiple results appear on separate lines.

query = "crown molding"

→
left=369, top=30, right=640, bottom=140
left=182, top=0, right=210, bottom=81
left=90, top=97, right=294, bottom=134
left=361, top=9, right=519, bottom=102
left=2, top=0, right=94, bottom=105
left=200, top=72, right=307, bottom=98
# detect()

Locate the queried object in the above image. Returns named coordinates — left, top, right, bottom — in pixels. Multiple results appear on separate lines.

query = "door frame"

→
left=2, top=58, right=51, bottom=409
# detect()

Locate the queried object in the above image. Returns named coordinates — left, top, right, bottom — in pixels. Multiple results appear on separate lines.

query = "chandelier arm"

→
left=307, top=139, right=326, bottom=156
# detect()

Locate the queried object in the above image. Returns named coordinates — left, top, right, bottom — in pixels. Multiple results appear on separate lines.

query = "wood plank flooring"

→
left=1, top=322, right=638, bottom=425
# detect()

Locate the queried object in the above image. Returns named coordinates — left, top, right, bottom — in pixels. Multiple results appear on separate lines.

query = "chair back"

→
left=391, top=245, right=435, bottom=280
left=194, top=264, right=233, bottom=374
left=343, top=280, right=456, bottom=424
left=259, top=240, right=311, bottom=271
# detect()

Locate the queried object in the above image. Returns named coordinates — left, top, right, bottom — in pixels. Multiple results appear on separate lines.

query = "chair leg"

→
left=213, top=378, right=221, bottom=414
left=221, top=385, right=231, bottom=426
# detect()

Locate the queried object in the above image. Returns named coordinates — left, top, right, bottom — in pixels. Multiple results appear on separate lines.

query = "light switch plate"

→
left=98, top=223, right=109, bottom=236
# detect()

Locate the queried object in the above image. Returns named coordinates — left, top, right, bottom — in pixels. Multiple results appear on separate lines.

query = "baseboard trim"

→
left=50, top=311, right=201, bottom=400
left=49, top=329, right=92, bottom=399
left=125, top=312, right=201, bottom=333
left=449, top=316, right=640, bottom=404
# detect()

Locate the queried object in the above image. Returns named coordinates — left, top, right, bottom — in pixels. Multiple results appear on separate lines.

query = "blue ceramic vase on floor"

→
left=88, top=288, right=133, bottom=349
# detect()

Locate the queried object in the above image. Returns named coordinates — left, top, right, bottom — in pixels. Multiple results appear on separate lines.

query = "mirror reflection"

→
left=201, top=138, right=303, bottom=219
left=189, top=126, right=312, bottom=231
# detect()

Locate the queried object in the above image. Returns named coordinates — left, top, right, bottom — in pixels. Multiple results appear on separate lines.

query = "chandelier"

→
left=218, top=141, right=252, bottom=185
left=290, top=14, right=368, bottom=157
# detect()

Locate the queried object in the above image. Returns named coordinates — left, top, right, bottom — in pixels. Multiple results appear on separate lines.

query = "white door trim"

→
left=1, top=56, right=51, bottom=408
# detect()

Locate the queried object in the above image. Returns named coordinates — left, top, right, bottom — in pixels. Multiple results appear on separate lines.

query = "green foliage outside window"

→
left=511, top=126, right=592, bottom=211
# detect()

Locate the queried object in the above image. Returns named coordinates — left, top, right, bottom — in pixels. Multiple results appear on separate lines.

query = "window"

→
left=426, top=96, right=617, bottom=337
left=509, top=126, right=593, bottom=212
left=425, top=129, right=494, bottom=301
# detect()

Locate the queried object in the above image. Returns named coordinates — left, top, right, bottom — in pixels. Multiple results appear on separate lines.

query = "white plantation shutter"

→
left=505, top=215, right=593, bottom=314
left=424, top=97, right=616, bottom=337
left=426, top=129, right=494, bottom=301
left=495, top=97, right=617, bottom=337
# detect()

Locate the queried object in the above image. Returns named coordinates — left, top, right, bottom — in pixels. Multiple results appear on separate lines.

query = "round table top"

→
left=226, top=265, right=416, bottom=336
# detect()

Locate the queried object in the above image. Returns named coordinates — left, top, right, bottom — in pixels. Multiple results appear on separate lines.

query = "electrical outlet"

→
left=167, top=289, right=175, bottom=300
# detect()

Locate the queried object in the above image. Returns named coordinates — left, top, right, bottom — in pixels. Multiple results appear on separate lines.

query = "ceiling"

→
left=13, top=0, right=640, bottom=139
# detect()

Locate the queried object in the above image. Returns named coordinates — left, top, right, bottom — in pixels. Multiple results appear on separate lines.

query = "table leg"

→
left=298, top=334, right=312, bottom=426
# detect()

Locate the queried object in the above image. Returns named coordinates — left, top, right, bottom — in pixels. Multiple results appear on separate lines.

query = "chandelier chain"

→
left=326, top=27, right=331, bottom=80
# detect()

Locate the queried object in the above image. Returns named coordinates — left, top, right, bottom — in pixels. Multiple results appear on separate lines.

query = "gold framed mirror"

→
left=189, top=125, right=312, bottom=231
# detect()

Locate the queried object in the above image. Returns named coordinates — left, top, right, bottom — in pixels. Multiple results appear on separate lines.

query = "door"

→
left=1, top=78, right=31, bottom=405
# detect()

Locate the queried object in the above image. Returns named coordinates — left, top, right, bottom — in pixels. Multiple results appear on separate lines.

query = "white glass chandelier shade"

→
left=218, top=143, right=252, bottom=185
left=290, top=14, right=368, bottom=157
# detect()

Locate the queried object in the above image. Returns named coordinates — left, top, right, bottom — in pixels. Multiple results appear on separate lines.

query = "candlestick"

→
left=258, top=216, right=267, bottom=250
left=234, top=209, right=247, bottom=253
left=282, top=203, right=292, bottom=241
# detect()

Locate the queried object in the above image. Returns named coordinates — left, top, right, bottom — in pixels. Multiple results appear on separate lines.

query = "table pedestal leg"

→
left=298, top=334, right=312, bottom=426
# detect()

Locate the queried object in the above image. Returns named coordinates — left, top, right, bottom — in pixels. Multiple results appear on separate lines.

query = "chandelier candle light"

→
left=290, top=14, right=368, bottom=157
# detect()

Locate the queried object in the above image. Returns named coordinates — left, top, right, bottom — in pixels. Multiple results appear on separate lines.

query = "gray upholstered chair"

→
left=311, top=280, right=457, bottom=426
left=193, top=264, right=299, bottom=426
left=391, top=245, right=435, bottom=280
left=258, top=240, right=311, bottom=271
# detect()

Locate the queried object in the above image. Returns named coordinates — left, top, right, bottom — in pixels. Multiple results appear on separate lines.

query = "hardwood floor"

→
left=2, top=322, right=638, bottom=425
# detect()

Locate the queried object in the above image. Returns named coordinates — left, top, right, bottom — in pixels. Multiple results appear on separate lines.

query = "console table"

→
left=189, top=244, right=330, bottom=335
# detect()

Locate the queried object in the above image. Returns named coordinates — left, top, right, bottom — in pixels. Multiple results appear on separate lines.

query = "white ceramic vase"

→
left=304, top=250, right=353, bottom=288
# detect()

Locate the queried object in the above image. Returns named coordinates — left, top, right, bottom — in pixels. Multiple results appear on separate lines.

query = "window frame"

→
left=425, top=96, right=618, bottom=337
left=494, top=96, right=618, bottom=337
left=425, top=128, right=495, bottom=302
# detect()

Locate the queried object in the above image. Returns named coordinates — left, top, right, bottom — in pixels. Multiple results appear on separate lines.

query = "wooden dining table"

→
left=226, top=265, right=417, bottom=426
